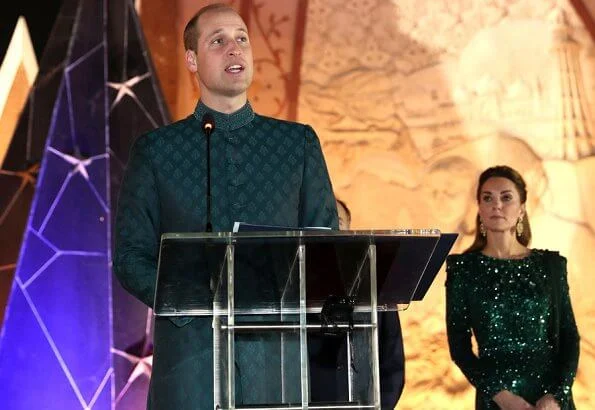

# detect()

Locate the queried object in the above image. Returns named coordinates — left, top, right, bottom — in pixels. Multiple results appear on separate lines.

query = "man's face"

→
left=187, top=9, right=254, bottom=102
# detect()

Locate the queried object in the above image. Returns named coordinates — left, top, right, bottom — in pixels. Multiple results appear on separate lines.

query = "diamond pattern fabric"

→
left=113, top=100, right=338, bottom=407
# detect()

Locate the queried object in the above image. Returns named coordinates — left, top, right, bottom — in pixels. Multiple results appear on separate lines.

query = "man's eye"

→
left=238, top=36, right=248, bottom=42
left=212, top=38, right=222, bottom=45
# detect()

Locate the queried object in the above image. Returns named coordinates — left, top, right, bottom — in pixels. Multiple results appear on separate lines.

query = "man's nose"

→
left=228, top=42, right=242, bottom=56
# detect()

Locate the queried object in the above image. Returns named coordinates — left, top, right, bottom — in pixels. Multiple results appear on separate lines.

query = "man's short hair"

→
left=183, top=3, right=237, bottom=52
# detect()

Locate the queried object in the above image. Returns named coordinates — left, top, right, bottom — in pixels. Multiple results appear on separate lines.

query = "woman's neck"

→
left=482, top=231, right=528, bottom=259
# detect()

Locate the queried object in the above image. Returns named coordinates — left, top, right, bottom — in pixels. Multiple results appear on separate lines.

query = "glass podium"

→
left=154, top=230, right=456, bottom=409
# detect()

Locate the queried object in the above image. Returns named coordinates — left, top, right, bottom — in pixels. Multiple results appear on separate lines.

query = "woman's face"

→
left=478, top=177, right=525, bottom=235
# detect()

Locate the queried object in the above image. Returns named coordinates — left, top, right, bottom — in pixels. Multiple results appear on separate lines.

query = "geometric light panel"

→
left=0, top=0, right=170, bottom=408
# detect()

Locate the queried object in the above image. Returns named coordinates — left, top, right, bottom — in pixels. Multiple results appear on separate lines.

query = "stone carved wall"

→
left=135, top=0, right=595, bottom=407
left=299, top=0, right=595, bottom=408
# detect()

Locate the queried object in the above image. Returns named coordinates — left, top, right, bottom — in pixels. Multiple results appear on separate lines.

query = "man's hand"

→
left=493, top=390, right=535, bottom=410
left=535, top=394, right=560, bottom=410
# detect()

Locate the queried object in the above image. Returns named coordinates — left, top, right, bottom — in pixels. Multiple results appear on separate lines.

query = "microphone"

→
left=202, top=113, right=214, bottom=137
left=202, top=114, right=215, bottom=232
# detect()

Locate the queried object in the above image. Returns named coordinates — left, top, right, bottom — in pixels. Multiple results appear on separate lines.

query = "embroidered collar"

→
left=193, top=100, right=255, bottom=131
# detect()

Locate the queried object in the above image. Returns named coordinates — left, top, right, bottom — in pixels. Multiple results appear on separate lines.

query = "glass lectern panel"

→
left=153, top=229, right=454, bottom=410
left=154, top=230, right=442, bottom=317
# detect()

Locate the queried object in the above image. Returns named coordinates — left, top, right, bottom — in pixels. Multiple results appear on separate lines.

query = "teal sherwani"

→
left=114, top=101, right=338, bottom=409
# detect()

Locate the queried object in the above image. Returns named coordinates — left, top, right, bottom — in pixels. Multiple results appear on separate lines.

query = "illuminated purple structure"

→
left=0, top=0, right=169, bottom=408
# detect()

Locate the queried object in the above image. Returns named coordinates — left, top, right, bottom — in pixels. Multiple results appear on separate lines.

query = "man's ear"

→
left=185, top=50, right=198, bottom=73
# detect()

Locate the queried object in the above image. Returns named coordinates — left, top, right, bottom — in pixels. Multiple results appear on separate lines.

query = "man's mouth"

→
left=225, top=65, right=244, bottom=73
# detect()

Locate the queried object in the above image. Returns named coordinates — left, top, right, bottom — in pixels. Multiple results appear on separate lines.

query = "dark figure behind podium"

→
left=445, top=165, right=580, bottom=410
left=113, top=3, right=338, bottom=408
left=309, top=199, right=405, bottom=409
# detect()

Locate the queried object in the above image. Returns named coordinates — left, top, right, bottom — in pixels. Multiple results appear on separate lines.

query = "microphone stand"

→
left=202, top=114, right=214, bottom=232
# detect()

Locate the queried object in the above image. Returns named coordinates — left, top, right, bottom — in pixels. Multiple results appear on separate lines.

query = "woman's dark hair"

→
left=464, top=165, right=532, bottom=253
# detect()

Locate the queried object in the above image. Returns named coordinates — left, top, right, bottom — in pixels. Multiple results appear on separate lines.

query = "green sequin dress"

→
left=446, top=250, right=580, bottom=409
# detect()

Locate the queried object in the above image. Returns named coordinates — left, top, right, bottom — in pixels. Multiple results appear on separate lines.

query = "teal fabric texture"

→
left=113, top=100, right=338, bottom=409
left=446, top=250, right=579, bottom=410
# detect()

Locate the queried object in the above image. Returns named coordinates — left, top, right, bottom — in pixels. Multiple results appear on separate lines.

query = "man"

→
left=309, top=199, right=405, bottom=409
left=113, top=3, right=337, bottom=409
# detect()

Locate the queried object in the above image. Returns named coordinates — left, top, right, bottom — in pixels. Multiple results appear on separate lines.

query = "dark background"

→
left=1, top=1, right=63, bottom=62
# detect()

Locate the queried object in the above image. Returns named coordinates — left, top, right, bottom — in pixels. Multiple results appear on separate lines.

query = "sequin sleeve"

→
left=549, top=254, right=580, bottom=406
left=445, top=255, right=506, bottom=399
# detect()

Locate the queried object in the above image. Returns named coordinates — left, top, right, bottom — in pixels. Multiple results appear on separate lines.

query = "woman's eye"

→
left=502, top=194, right=513, bottom=201
left=481, top=195, right=491, bottom=202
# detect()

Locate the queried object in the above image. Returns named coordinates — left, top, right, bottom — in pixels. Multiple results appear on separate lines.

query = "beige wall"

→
left=299, top=1, right=595, bottom=408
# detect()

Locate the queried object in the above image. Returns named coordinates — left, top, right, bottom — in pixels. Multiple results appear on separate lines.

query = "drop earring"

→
left=516, top=216, right=524, bottom=237
left=480, top=221, right=487, bottom=237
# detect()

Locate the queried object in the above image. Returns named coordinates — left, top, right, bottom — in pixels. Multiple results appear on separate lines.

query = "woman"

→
left=445, top=165, right=579, bottom=410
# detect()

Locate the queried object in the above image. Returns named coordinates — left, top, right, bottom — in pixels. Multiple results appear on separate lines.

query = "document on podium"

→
left=232, top=222, right=332, bottom=233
